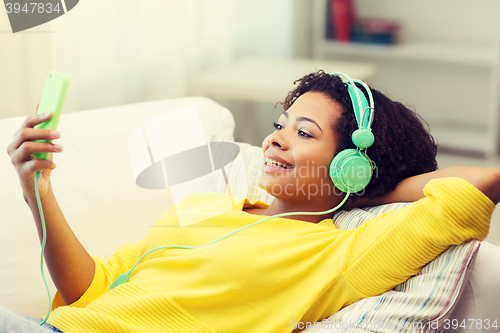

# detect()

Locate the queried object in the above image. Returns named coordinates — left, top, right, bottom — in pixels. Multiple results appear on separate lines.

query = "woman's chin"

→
left=257, top=177, right=276, bottom=196
left=258, top=177, right=293, bottom=199
left=257, top=176, right=270, bottom=193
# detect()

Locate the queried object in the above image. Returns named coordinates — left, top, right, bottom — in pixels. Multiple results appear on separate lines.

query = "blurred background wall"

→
left=0, top=0, right=294, bottom=119
left=2, top=0, right=500, bottom=155
left=2, top=0, right=499, bottom=157
left=0, top=0, right=500, bottom=153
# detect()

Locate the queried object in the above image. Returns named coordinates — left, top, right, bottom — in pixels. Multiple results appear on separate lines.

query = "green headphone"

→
left=329, top=72, right=375, bottom=193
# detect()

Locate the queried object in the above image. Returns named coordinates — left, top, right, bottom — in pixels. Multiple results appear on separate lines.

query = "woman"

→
left=4, top=71, right=500, bottom=333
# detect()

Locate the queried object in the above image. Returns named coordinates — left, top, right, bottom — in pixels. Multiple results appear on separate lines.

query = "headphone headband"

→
left=329, top=72, right=374, bottom=131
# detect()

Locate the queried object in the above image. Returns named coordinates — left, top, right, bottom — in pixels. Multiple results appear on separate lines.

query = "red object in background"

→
left=331, top=0, right=355, bottom=42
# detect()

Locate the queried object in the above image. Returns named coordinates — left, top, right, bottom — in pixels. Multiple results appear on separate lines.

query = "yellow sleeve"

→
left=342, top=177, right=495, bottom=298
left=68, top=239, right=144, bottom=307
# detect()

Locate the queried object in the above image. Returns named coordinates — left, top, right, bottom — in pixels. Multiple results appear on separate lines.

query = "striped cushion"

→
left=213, top=136, right=479, bottom=333
left=306, top=207, right=479, bottom=333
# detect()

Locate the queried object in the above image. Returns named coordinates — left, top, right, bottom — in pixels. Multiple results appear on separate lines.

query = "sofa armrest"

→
left=444, top=241, right=500, bottom=333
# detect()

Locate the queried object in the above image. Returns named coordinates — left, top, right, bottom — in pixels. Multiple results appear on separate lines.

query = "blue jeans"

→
left=0, top=306, right=63, bottom=333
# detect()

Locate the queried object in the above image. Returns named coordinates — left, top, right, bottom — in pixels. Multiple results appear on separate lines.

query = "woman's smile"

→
left=263, top=151, right=295, bottom=173
left=262, top=159, right=295, bottom=173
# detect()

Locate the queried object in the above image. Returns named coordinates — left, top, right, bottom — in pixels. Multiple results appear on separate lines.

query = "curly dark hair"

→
left=281, top=70, right=438, bottom=201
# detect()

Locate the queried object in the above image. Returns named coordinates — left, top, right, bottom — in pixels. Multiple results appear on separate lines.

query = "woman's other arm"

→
left=6, top=111, right=95, bottom=305
left=343, top=177, right=494, bottom=299
left=345, top=167, right=500, bottom=208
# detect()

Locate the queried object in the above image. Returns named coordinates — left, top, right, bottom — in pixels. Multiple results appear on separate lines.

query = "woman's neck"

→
left=262, top=194, right=346, bottom=223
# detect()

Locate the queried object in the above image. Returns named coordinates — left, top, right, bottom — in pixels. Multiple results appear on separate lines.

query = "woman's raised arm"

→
left=6, top=111, right=95, bottom=305
left=346, top=167, right=500, bottom=208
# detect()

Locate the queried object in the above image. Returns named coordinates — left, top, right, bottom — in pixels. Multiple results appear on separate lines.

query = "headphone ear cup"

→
left=330, top=149, right=373, bottom=193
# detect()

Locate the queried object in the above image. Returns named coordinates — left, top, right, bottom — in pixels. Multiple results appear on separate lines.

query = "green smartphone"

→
left=31, top=71, right=69, bottom=160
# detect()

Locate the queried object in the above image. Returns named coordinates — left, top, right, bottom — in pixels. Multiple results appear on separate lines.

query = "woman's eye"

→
left=273, top=122, right=284, bottom=131
left=298, top=130, right=312, bottom=138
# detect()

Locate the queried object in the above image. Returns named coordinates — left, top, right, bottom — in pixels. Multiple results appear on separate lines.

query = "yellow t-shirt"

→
left=47, top=178, right=494, bottom=333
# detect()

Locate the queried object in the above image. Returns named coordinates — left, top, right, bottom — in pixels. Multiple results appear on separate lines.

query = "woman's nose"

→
left=268, top=132, right=288, bottom=150
left=272, top=139, right=283, bottom=148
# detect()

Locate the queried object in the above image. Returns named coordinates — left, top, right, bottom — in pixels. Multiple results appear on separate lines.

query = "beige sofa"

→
left=0, top=97, right=498, bottom=332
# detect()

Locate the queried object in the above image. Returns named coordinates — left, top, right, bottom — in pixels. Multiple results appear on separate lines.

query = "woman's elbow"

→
left=481, top=168, right=500, bottom=205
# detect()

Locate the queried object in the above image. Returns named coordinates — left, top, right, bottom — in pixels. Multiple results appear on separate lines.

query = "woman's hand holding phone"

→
left=7, top=104, right=94, bottom=305
left=7, top=70, right=67, bottom=203
left=6, top=108, right=62, bottom=203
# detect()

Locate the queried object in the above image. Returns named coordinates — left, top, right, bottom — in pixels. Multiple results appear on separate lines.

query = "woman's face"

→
left=258, top=91, right=342, bottom=201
